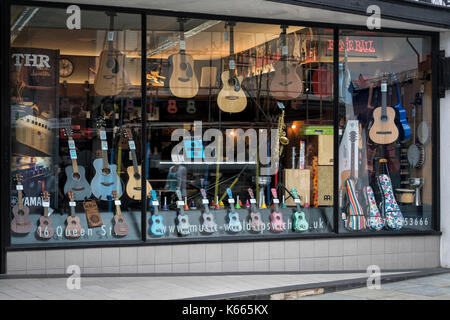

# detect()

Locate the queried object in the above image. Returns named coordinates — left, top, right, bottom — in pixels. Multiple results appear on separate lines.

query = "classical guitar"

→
left=247, top=188, right=263, bottom=233
left=291, top=188, right=308, bottom=232
left=150, top=190, right=165, bottom=236
left=392, top=72, right=412, bottom=141
left=11, top=174, right=33, bottom=234
left=112, top=190, right=129, bottom=236
left=269, top=25, right=302, bottom=100
left=200, top=188, right=217, bottom=234
left=63, top=128, right=92, bottom=201
left=90, top=117, right=123, bottom=200
left=369, top=74, right=399, bottom=144
left=168, top=18, right=199, bottom=98
left=36, top=191, right=54, bottom=239
left=226, top=188, right=242, bottom=233
left=176, top=189, right=191, bottom=236
left=94, top=12, right=126, bottom=96
left=217, top=22, right=247, bottom=113
left=65, top=190, right=82, bottom=239
left=270, top=188, right=285, bottom=232
left=124, top=128, right=152, bottom=200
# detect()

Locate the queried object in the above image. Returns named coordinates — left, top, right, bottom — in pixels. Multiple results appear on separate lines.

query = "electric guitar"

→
left=150, top=190, right=165, bottom=236
left=124, top=128, right=152, bottom=200
left=226, top=188, right=242, bottom=233
left=63, top=128, right=92, bottom=201
left=248, top=188, right=263, bottom=232
left=369, top=74, right=399, bottom=144
left=269, top=25, right=302, bottom=100
left=11, top=174, right=33, bottom=234
left=91, top=117, right=123, bottom=200
left=168, top=18, right=199, bottom=98
left=270, top=188, right=285, bottom=232
left=291, top=188, right=309, bottom=232
left=65, top=190, right=82, bottom=239
left=217, top=22, right=247, bottom=113
left=200, top=188, right=217, bottom=234
left=176, top=189, right=191, bottom=236
left=94, top=12, right=126, bottom=96
left=36, top=191, right=54, bottom=239
left=392, top=72, right=412, bottom=141
left=112, top=190, right=129, bottom=236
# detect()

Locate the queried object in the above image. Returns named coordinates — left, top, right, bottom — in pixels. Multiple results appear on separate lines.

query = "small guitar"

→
left=269, top=25, right=302, bottom=100
left=36, top=191, right=54, bottom=239
left=392, top=72, right=411, bottom=141
left=369, top=74, right=399, bottom=145
left=186, top=99, right=196, bottom=114
left=217, top=22, right=247, bottom=113
left=167, top=99, right=178, bottom=114
left=226, top=188, right=242, bottom=233
left=247, top=188, right=263, bottom=232
left=168, top=18, right=199, bottom=98
left=65, top=190, right=82, bottom=239
left=124, top=128, right=152, bottom=200
left=11, top=174, right=33, bottom=234
left=200, top=188, right=217, bottom=234
left=291, top=188, right=308, bottom=232
left=176, top=189, right=191, bottom=236
left=91, top=117, right=123, bottom=200
left=270, top=188, right=285, bottom=232
left=150, top=190, right=165, bottom=236
left=112, top=190, right=129, bottom=236
left=63, top=128, right=92, bottom=201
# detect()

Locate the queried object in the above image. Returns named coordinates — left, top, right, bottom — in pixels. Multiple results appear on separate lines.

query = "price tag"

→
left=115, top=113, right=119, bottom=120
left=250, top=199, right=256, bottom=204
left=282, top=45, right=288, bottom=56
left=115, top=200, right=121, bottom=206
left=202, top=199, right=209, bottom=205
left=16, top=185, right=23, bottom=190
left=42, top=201, right=50, bottom=208
left=229, top=60, right=235, bottom=70
left=128, top=140, right=136, bottom=150
left=108, top=31, right=114, bottom=41
left=228, top=198, right=235, bottom=204
left=180, top=40, right=186, bottom=50
left=277, top=102, right=285, bottom=109
left=152, top=201, right=159, bottom=206
left=86, top=111, right=91, bottom=119
left=381, top=83, right=387, bottom=92
left=100, top=130, right=107, bottom=140
left=69, top=201, right=76, bottom=207
left=101, top=141, right=108, bottom=151
left=273, top=199, right=280, bottom=204
left=69, top=150, right=77, bottom=160
left=68, top=140, right=76, bottom=149
left=177, top=201, right=185, bottom=206
left=341, top=213, right=347, bottom=220
left=294, top=198, right=301, bottom=204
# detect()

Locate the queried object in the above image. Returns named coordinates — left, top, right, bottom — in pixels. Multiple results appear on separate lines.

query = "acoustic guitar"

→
left=269, top=188, right=285, bottom=232
left=291, top=188, right=308, bottom=232
left=369, top=74, right=399, bottom=145
left=65, top=190, right=82, bottom=239
left=36, top=191, right=54, bottom=239
left=269, top=25, right=302, bottom=100
left=150, top=190, right=165, bottom=236
left=217, top=22, right=247, bottom=113
left=112, top=190, right=129, bottom=236
left=226, top=188, right=242, bottom=233
left=200, top=188, right=217, bottom=234
left=247, top=188, right=263, bottom=233
left=94, top=12, right=126, bottom=96
left=124, top=128, right=152, bottom=200
left=168, top=18, right=199, bottom=98
left=11, top=174, right=33, bottom=234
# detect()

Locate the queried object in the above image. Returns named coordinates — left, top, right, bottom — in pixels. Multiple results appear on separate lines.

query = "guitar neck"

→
left=229, top=24, right=235, bottom=77
left=18, top=189, right=23, bottom=210
left=130, top=147, right=139, bottom=175
left=102, top=149, right=110, bottom=170
left=44, top=207, right=49, bottom=217
left=115, top=201, right=122, bottom=217
left=381, top=80, right=387, bottom=118
left=350, top=137, right=355, bottom=179
left=70, top=206, right=76, bottom=218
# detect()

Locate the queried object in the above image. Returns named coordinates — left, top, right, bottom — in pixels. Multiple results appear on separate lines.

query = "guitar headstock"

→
left=175, top=189, right=182, bottom=202
left=200, top=188, right=207, bottom=200
left=42, top=191, right=50, bottom=201
left=112, top=190, right=118, bottom=200
left=125, top=128, right=133, bottom=140
left=15, top=173, right=23, bottom=185
left=247, top=188, right=254, bottom=199
left=67, top=190, right=74, bottom=201
left=150, top=190, right=158, bottom=201
left=270, top=188, right=278, bottom=199
left=226, top=188, right=233, bottom=199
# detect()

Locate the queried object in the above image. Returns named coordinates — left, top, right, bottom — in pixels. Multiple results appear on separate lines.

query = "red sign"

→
left=327, top=37, right=376, bottom=56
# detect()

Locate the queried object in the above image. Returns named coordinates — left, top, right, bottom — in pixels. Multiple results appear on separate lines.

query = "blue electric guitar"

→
left=392, top=72, right=411, bottom=141
left=291, top=188, right=309, bottom=232
left=90, top=117, right=123, bottom=200
left=226, top=188, right=242, bottom=233
left=150, top=190, right=165, bottom=236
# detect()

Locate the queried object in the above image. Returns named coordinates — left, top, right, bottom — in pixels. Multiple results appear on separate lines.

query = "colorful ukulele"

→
left=248, top=188, right=263, bottom=232
left=226, top=188, right=242, bottom=233
left=65, top=190, right=82, bottom=239
left=176, top=189, right=191, bottom=236
left=150, top=190, right=165, bottom=236
left=200, top=188, right=217, bottom=234
left=291, top=188, right=309, bottom=232
left=270, top=188, right=285, bottom=232
left=36, top=191, right=54, bottom=239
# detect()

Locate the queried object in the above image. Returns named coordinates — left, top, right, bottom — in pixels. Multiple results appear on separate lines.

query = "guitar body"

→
left=269, top=60, right=302, bottom=100
left=227, top=211, right=242, bottom=233
left=91, top=159, right=123, bottom=200
left=64, top=165, right=92, bottom=201
left=293, top=211, right=309, bottom=232
left=217, top=71, right=247, bottom=113
left=270, top=212, right=285, bottom=232
left=369, top=106, right=399, bottom=145
left=126, top=165, right=151, bottom=200
left=201, top=212, right=217, bottom=234
left=36, top=216, right=54, bottom=239
left=168, top=53, right=199, bottom=98
left=177, top=214, right=191, bottom=236
left=94, top=49, right=126, bottom=96
left=65, top=215, right=82, bottom=239
left=114, top=214, right=130, bottom=236
left=11, top=205, right=33, bottom=234
left=150, top=214, right=165, bottom=236
left=249, top=212, right=263, bottom=232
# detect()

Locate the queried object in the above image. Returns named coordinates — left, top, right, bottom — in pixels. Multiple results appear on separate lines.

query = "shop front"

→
left=0, top=0, right=447, bottom=274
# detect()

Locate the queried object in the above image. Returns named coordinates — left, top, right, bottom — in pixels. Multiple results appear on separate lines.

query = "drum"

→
left=395, top=188, right=415, bottom=204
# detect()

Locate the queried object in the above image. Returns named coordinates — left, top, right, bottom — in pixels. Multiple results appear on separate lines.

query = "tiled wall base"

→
left=7, top=236, right=440, bottom=275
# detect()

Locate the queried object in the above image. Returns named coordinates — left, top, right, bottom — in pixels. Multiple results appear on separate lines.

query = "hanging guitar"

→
left=65, top=190, right=82, bottom=239
left=270, top=188, right=285, bottom=232
left=112, top=190, right=129, bottom=236
left=176, top=189, right=191, bottom=236
left=36, top=191, right=54, bottom=239
left=150, top=190, right=165, bottom=236
left=11, top=174, right=33, bottom=234
left=291, top=188, right=309, bottom=232
left=200, top=188, right=217, bottom=234
left=217, top=22, right=247, bottom=113
left=248, top=188, right=263, bottom=232
left=391, top=72, right=411, bottom=141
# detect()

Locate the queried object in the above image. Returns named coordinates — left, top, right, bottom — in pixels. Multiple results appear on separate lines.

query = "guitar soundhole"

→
left=102, top=168, right=111, bottom=175
left=71, top=220, right=77, bottom=225
left=18, top=210, right=24, bottom=216
left=134, top=173, right=141, bottom=180
left=381, top=115, right=388, bottom=122
left=181, top=218, right=186, bottom=223
left=232, top=216, right=237, bottom=221
left=43, top=220, right=48, bottom=226
left=180, top=62, right=187, bottom=71
left=118, top=218, right=123, bottom=223
left=155, top=218, right=160, bottom=224
left=253, top=216, right=259, bottom=221
left=106, top=59, right=118, bottom=73
left=206, top=217, right=211, bottom=222
left=276, top=215, right=281, bottom=221
left=72, top=172, right=81, bottom=180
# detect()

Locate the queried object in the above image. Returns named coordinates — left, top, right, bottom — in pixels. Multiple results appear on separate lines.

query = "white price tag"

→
left=68, top=140, right=76, bottom=149
left=294, top=198, right=301, bottom=204
left=128, top=140, right=136, bottom=150
left=69, top=150, right=77, bottom=160
left=177, top=201, right=185, bottom=206
left=152, top=201, right=159, bottom=206
left=16, top=185, right=23, bottom=191
left=100, top=130, right=107, bottom=140
left=250, top=199, right=256, bottom=204
left=114, top=200, right=121, bottom=206
left=180, top=40, right=186, bottom=50
left=341, top=212, right=347, bottom=220
left=202, top=199, right=209, bottom=205
left=228, top=198, right=235, bottom=204
left=86, top=111, right=91, bottom=119
left=229, top=60, right=235, bottom=70
left=101, top=141, right=108, bottom=151
left=69, top=201, right=76, bottom=207
left=42, top=201, right=50, bottom=208
left=273, top=199, right=280, bottom=204
left=381, top=83, right=387, bottom=92
left=108, top=31, right=114, bottom=41
left=282, top=46, right=288, bottom=56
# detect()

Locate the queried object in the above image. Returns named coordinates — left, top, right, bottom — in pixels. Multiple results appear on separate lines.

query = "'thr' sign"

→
left=11, top=53, right=51, bottom=68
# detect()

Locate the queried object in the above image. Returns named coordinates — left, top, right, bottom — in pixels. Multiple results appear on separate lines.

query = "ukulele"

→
left=270, top=188, right=285, bottom=232
left=112, top=190, right=129, bottom=236
left=90, top=117, right=124, bottom=200
left=291, top=188, right=309, bottom=232
left=247, top=188, right=263, bottom=232
left=63, top=128, right=92, bottom=201
left=124, top=128, right=152, bottom=200
left=167, top=99, right=178, bottom=114
left=186, top=99, right=196, bottom=114
left=226, top=188, right=242, bottom=233
left=392, top=72, right=412, bottom=141
left=369, top=74, right=399, bottom=144
left=65, top=190, right=82, bottom=239
left=217, top=22, right=247, bottom=113
left=150, top=190, right=165, bottom=236
left=168, top=18, right=199, bottom=98
left=200, top=188, right=217, bottom=234
left=11, top=174, right=33, bottom=234
left=36, top=191, right=54, bottom=239
left=269, top=25, right=302, bottom=100
left=94, top=12, right=126, bottom=96
left=176, top=189, right=191, bottom=236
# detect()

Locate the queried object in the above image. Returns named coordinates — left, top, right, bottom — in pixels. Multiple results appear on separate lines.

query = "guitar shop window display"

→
left=164, top=164, right=187, bottom=199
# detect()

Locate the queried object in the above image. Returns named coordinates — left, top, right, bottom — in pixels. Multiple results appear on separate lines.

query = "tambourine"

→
left=417, top=121, right=429, bottom=145
left=407, top=143, right=425, bottom=169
